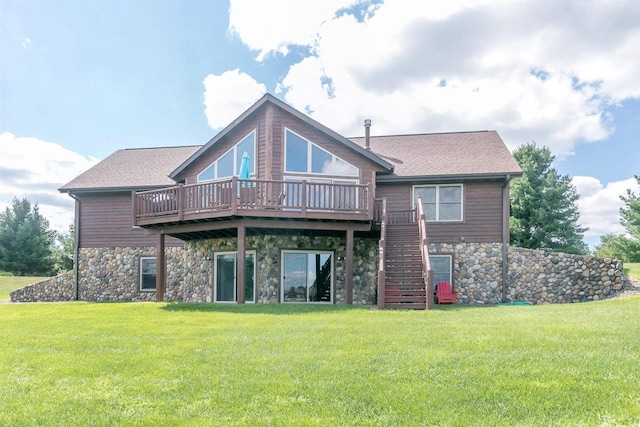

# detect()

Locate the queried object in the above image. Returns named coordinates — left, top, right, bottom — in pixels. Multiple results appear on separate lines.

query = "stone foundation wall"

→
left=429, top=242, right=503, bottom=304
left=78, top=246, right=185, bottom=302
left=183, top=235, right=378, bottom=304
left=9, top=238, right=624, bottom=306
left=10, top=271, right=75, bottom=302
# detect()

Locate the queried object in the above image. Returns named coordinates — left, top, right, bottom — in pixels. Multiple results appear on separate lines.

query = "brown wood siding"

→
left=78, top=193, right=183, bottom=248
left=271, top=108, right=386, bottom=184
left=377, top=181, right=504, bottom=243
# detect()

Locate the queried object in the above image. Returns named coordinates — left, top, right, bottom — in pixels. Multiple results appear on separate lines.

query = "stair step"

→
left=384, top=303, right=426, bottom=310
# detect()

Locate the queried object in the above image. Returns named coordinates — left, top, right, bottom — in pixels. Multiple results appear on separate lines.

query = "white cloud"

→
left=0, top=133, right=99, bottom=233
left=228, top=0, right=640, bottom=154
left=573, top=176, right=640, bottom=239
left=21, top=38, right=32, bottom=49
left=203, top=69, right=266, bottom=130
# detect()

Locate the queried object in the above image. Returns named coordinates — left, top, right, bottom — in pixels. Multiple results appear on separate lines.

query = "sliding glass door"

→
left=282, top=251, right=333, bottom=303
left=214, top=251, right=255, bottom=303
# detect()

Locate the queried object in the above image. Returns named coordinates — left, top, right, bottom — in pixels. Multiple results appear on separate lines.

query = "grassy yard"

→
left=1, top=299, right=639, bottom=426
left=0, top=276, right=46, bottom=301
left=624, top=262, right=640, bottom=280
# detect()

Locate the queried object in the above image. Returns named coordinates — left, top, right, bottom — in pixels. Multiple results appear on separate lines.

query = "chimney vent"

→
left=364, top=119, right=371, bottom=150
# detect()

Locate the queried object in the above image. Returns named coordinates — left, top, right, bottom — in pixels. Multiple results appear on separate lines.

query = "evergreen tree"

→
left=0, top=198, right=55, bottom=276
left=52, top=224, right=75, bottom=274
left=510, top=143, right=589, bottom=254
left=594, top=176, right=640, bottom=262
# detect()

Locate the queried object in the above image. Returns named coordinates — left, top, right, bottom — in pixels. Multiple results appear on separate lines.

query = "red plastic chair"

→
left=436, top=281, right=458, bottom=304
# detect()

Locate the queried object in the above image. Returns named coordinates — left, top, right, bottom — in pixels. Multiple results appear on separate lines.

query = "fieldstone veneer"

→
left=181, top=235, right=379, bottom=304
left=10, top=271, right=75, bottom=302
left=11, top=239, right=623, bottom=306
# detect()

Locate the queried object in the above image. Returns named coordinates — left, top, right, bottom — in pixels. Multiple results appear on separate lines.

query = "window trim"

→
left=139, top=256, right=157, bottom=292
left=197, top=130, right=256, bottom=182
left=280, top=250, right=334, bottom=304
left=213, top=250, right=257, bottom=303
left=283, top=128, right=359, bottom=177
left=413, top=184, right=464, bottom=222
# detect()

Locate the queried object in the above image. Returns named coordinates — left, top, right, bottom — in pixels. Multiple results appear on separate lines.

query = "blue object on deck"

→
left=239, top=152, right=251, bottom=179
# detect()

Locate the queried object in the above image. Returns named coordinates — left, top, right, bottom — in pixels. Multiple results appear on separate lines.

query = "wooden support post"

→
left=345, top=228, right=354, bottom=304
left=131, top=191, right=137, bottom=227
left=236, top=226, right=246, bottom=304
left=156, top=233, right=166, bottom=302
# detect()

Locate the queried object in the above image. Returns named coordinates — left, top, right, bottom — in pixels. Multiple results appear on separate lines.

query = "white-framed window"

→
left=214, top=251, right=256, bottom=303
left=281, top=250, right=333, bottom=303
left=197, top=130, right=256, bottom=182
left=414, top=184, right=463, bottom=221
left=284, top=128, right=358, bottom=177
left=140, top=257, right=156, bottom=291
left=430, top=255, right=452, bottom=287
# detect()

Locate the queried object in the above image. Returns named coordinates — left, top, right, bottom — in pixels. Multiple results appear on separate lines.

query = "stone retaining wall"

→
left=507, top=247, right=623, bottom=303
left=10, top=271, right=75, bottom=302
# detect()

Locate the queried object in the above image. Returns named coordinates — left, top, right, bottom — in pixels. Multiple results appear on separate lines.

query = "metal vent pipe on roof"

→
left=364, top=119, right=371, bottom=150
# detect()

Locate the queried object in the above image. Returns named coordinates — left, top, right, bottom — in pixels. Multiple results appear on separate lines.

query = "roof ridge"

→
left=348, top=130, right=493, bottom=139
left=122, top=145, right=202, bottom=151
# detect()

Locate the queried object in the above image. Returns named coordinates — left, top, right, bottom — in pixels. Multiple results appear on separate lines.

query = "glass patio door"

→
left=282, top=251, right=332, bottom=303
left=214, top=252, right=255, bottom=303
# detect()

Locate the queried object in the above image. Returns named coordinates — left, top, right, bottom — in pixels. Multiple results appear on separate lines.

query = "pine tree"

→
left=0, top=198, right=55, bottom=276
left=510, top=143, right=589, bottom=254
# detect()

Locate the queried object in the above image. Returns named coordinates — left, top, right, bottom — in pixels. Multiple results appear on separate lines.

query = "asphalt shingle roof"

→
left=349, top=130, right=522, bottom=178
left=60, top=146, right=200, bottom=192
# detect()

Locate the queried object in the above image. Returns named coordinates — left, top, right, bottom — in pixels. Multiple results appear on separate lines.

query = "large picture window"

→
left=140, top=257, right=156, bottom=291
left=281, top=251, right=333, bottom=303
left=284, top=129, right=358, bottom=177
left=430, top=255, right=452, bottom=286
left=214, top=251, right=256, bottom=303
left=414, top=184, right=463, bottom=221
left=198, top=131, right=256, bottom=181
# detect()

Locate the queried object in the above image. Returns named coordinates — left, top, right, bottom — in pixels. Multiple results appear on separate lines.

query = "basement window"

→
left=430, top=255, right=452, bottom=286
left=140, top=257, right=156, bottom=291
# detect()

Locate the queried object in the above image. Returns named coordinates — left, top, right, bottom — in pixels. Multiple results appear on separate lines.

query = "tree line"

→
left=0, top=198, right=73, bottom=276
left=0, top=145, right=637, bottom=276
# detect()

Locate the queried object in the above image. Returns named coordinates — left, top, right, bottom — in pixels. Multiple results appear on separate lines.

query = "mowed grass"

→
left=0, top=276, right=46, bottom=301
left=624, top=262, right=640, bottom=280
left=1, top=299, right=640, bottom=426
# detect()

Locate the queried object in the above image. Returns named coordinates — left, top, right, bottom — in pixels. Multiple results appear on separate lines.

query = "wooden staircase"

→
left=383, top=223, right=427, bottom=309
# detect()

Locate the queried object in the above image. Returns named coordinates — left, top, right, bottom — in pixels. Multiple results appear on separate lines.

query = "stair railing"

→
left=416, top=197, right=434, bottom=309
left=377, top=198, right=387, bottom=309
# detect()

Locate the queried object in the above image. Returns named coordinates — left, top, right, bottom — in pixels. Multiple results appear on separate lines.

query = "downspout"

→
left=501, top=174, right=511, bottom=303
left=69, top=193, right=81, bottom=301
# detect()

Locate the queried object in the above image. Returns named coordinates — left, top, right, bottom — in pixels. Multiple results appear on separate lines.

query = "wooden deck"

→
left=133, top=177, right=375, bottom=227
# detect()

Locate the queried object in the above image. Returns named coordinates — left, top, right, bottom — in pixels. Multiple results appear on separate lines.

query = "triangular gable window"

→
left=285, top=128, right=358, bottom=177
left=198, top=131, right=256, bottom=182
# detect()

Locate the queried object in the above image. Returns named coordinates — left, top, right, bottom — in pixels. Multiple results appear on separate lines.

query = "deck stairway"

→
left=383, top=223, right=427, bottom=309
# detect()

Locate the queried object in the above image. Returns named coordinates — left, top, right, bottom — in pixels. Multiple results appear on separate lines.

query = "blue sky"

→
left=1, top=0, right=639, bottom=249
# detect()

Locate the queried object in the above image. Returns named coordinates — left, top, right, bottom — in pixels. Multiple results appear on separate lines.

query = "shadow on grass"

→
left=161, top=302, right=372, bottom=315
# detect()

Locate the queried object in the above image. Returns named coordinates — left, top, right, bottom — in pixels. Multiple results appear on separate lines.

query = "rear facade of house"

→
left=59, top=94, right=522, bottom=309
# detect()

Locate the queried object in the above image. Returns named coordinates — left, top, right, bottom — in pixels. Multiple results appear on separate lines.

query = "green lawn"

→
left=624, top=262, right=640, bottom=280
left=0, top=276, right=46, bottom=301
left=1, top=299, right=639, bottom=426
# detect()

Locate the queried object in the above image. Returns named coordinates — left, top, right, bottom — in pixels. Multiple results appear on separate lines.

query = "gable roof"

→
left=169, top=93, right=393, bottom=179
left=60, top=146, right=200, bottom=193
left=349, top=130, right=522, bottom=181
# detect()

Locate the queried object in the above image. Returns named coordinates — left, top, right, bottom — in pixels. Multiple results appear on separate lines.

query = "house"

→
left=57, top=93, right=523, bottom=308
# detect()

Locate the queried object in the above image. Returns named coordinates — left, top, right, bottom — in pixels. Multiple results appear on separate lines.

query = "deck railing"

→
left=133, top=177, right=373, bottom=223
left=416, top=196, right=434, bottom=309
